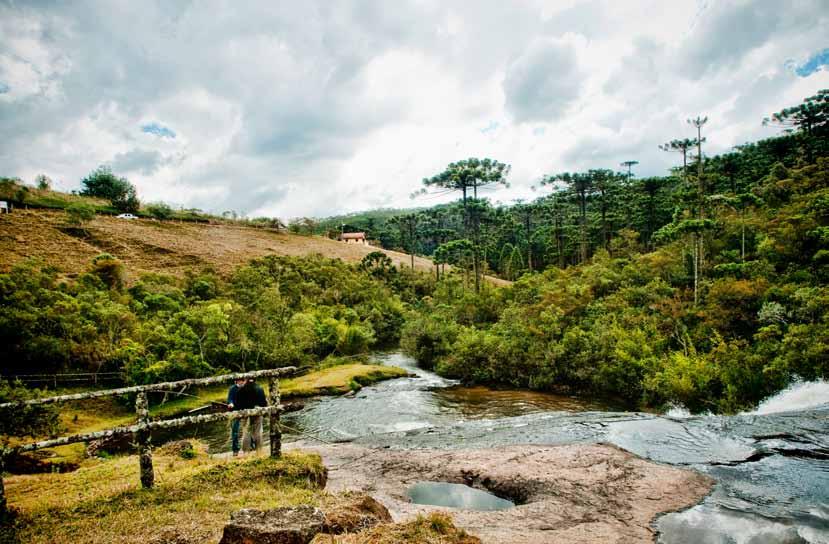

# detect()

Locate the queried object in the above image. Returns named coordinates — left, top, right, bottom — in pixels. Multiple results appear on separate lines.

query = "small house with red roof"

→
left=339, top=232, right=368, bottom=245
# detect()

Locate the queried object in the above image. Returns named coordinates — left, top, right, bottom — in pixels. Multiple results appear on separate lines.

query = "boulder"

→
left=148, top=528, right=195, bottom=544
left=322, top=493, right=392, bottom=534
left=219, top=506, right=325, bottom=544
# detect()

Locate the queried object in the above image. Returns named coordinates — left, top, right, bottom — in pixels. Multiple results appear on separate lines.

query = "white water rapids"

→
left=750, top=379, right=829, bottom=416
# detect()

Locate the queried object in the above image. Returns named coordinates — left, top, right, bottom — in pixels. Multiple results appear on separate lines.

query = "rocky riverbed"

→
left=295, top=442, right=713, bottom=543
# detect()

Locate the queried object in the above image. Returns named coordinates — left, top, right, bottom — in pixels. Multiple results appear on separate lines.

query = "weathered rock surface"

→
left=148, top=527, right=196, bottom=544
left=219, top=506, right=325, bottom=544
left=295, top=443, right=714, bottom=544
left=322, top=492, right=393, bottom=534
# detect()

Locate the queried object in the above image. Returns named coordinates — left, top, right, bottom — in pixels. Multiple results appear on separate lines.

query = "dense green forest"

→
left=2, top=90, right=828, bottom=414
left=401, top=91, right=829, bottom=413
left=0, top=255, right=431, bottom=384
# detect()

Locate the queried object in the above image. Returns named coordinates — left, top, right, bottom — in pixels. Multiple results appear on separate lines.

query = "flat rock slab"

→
left=219, top=506, right=325, bottom=544
left=296, top=443, right=714, bottom=544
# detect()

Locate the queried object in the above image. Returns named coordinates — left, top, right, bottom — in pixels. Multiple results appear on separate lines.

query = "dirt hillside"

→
left=0, top=209, right=510, bottom=286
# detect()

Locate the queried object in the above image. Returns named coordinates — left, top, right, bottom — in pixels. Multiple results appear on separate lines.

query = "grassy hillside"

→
left=0, top=209, right=505, bottom=283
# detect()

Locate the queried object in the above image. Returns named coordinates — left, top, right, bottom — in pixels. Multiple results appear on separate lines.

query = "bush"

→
left=80, top=165, right=140, bottom=212
left=111, top=185, right=140, bottom=213
left=0, top=381, right=60, bottom=445
left=65, top=202, right=96, bottom=226
left=91, top=253, right=126, bottom=290
left=145, top=202, right=173, bottom=220
left=35, top=174, right=51, bottom=190
left=336, top=323, right=375, bottom=355
left=400, top=312, right=459, bottom=369
left=643, top=351, right=721, bottom=413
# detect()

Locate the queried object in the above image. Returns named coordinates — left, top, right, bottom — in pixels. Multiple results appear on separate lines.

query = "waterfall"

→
left=748, top=379, right=829, bottom=415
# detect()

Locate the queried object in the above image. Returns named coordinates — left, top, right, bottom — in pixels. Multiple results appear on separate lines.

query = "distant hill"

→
left=0, top=209, right=510, bottom=286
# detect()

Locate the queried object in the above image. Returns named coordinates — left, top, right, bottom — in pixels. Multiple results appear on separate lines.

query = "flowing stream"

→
left=191, top=352, right=829, bottom=543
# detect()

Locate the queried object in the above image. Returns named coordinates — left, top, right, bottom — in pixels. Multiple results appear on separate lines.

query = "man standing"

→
left=235, top=378, right=268, bottom=452
left=227, top=377, right=246, bottom=456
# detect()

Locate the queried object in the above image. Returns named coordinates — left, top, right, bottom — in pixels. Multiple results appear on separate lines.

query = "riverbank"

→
left=4, top=442, right=480, bottom=544
left=3, top=445, right=327, bottom=544
left=147, top=362, right=411, bottom=417
left=298, top=442, right=714, bottom=544
left=4, top=438, right=714, bottom=544
left=21, top=363, right=408, bottom=471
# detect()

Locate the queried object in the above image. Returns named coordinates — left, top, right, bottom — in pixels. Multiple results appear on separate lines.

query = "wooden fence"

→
left=0, top=367, right=296, bottom=517
left=0, top=371, right=124, bottom=387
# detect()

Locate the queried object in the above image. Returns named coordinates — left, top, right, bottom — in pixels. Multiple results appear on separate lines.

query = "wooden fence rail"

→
left=0, top=367, right=295, bottom=518
left=0, top=372, right=124, bottom=387
left=0, top=367, right=295, bottom=408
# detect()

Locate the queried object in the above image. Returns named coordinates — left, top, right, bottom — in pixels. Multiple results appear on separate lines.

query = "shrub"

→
left=400, top=312, right=459, bottom=369
left=80, top=165, right=140, bottom=212
left=111, top=185, right=140, bottom=213
left=145, top=202, right=173, bottom=220
left=91, top=253, right=126, bottom=290
left=65, top=202, right=96, bottom=226
left=35, top=174, right=51, bottom=190
left=0, top=381, right=60, bottom=446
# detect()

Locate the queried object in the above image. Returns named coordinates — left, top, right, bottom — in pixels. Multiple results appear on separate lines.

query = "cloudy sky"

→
left=1, top=1, right=828, bottom=219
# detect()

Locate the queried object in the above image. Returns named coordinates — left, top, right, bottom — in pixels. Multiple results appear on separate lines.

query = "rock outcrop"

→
left=322, top=492, right=393, bottom=534
left=298, top=442, right=714, bottom=544
left=219, top=506, right=325, bottom=544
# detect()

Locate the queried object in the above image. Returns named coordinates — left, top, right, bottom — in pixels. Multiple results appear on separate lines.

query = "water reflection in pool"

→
left=407, top=482, right=515, bottom=511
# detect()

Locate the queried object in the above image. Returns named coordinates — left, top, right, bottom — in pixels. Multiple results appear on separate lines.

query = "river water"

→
left=193, top=352, right=829, bottom=543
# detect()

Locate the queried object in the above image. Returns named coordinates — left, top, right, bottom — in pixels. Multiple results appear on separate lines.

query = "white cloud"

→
left=0, top=0, right=827, bottom=218
left=503, top=35, right=586, bottom=123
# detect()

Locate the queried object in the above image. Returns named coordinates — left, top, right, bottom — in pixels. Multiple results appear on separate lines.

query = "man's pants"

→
left=231, top=416, right=263, bottom=453
left=231, top=418, right=242, bottom=453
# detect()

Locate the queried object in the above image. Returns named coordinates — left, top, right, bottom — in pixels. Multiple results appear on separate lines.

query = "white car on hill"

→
left=116, top=213, right=138, bottom=219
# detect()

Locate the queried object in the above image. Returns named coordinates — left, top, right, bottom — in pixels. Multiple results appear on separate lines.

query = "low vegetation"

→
left=0, top=176, right=214, bottom=223
left=311, top=513, right=481, bottom=544
left=0, top=254, right=425, bottom=383
left=3, top=446, right=326, bottom=544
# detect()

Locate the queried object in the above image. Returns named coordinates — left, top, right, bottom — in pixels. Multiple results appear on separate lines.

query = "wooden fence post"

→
left=135, top=392, right=154, bottom=488
left=268, top=377, right=281, bottom=458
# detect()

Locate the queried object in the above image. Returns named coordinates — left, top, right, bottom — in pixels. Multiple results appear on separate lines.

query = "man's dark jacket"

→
left=235, top=381, right=267, bottom=410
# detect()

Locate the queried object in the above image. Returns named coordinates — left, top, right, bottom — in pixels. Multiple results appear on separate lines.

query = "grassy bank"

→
left=25, top=363, right=408, bottom=468
left=148, top=363, right=410, bottom=417
left=4, top=445, right=480, bottom=544
left=3, top=445, right=326, bottom=544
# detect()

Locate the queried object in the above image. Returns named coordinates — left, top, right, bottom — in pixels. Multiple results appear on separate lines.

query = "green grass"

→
left=11, top=185, right=235, bottom=223
left=145, top=363, right=409, bottom=416
left=5, top=446, right=326, bottom=544
left=23, top=363, right=408, bottom=467
left=281, top=364, right=409, bottom=397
